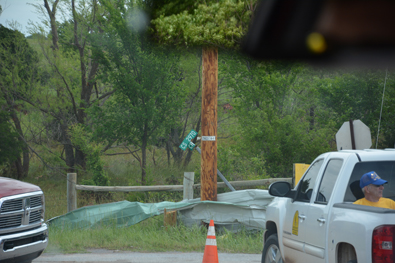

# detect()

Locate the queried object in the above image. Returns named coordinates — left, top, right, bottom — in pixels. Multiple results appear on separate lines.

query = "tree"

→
left=318, top=69, right=395, bottom=148
left=150, top=0, right=256, bottom=48
left=0, top=109, right=23, bottom=169
left=0, top=25, right=40, bottom=179
left=22, top=0, right=112, bottom=173
left=163, top=49, right=202, bottom=167
left=69, top=124, right=109, bottom=186
left=89, top=0, right=187, bottom=185
left=220, top=54, right=334, bottom=177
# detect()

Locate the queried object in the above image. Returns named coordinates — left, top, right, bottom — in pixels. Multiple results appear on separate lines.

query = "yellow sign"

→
left=292, top=211, right=299, bottom=236
left=293, top=163, right=310, bottom=187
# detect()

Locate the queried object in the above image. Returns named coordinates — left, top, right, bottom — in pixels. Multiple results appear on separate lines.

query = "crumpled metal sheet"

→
left=178, top=189, right=273, bottom=231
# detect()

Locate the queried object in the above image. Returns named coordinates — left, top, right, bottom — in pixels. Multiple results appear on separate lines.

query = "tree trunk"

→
left=6, top=94, right=29, bottom=179
left=12, top=115, right=29, bottom=178
left=166, top=140, right=171, bottom=166
left=167, top=128, right=183, bottom=165
left=75, top=148, right=85, bottom=168
left=64, top=143, right=75, bottom=173
left=43, top=0, right=60, bottom=50
left=72, top=0, right=100, bottom=170
left=13, top=158, right=24, bottom=180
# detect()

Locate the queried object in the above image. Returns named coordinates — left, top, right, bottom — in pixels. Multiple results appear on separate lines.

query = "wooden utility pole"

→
left=201, top=47, right=218, bottom=201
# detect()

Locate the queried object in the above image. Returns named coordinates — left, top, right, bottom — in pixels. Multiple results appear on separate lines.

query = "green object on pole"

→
left=179, top=130, right=198, bottom=151
left=187, top=141, right=196, bottom=150
left=179, top=141, right=189, bottom=151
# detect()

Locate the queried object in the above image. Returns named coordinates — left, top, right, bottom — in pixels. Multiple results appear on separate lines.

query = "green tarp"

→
left=48, top=200, right=192, bottom=229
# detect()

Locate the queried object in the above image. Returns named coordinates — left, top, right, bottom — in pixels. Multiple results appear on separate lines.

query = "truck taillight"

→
left=372, top=225, right=395, bottom=263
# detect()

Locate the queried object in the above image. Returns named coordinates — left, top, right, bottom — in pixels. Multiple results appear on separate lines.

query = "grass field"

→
left=47, top=216, right=264, bottom=254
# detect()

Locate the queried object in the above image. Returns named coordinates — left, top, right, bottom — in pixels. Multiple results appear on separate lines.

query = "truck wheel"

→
left=261, top=234, right=283, bottom=263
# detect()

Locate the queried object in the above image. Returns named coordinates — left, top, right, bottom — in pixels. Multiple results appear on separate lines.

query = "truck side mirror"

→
left=269, top=181, right=296, bottom=198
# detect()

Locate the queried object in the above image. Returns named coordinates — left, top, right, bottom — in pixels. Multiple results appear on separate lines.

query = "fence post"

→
left=183, top=172, right=194, bottom=200
left=163, top=208, right=177, bottom=228
left=67, top=173, right=77, bottom=213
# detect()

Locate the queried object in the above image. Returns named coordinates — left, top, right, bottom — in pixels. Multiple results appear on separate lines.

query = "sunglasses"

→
left=372, top=184, right=384, bottom=188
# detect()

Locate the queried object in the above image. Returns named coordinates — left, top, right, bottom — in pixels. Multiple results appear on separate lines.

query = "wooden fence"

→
left=66, top=172, right=292, bottom=212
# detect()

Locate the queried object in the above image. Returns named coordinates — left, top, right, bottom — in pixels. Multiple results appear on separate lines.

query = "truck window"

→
left=344, top=161, right=395, bottom=202
left=295, top=159, right=324, bottom=202
left=315, top=159, right=343, bottom=204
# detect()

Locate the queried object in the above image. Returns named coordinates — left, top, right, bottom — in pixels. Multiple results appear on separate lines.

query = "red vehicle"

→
left=0, top=177, right=48, bottom=263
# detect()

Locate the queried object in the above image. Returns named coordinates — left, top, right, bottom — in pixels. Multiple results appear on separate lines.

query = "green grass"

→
left=46, top=215, right=264, bottom=254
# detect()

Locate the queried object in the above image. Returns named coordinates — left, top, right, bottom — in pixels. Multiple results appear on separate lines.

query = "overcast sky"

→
left=0, top=0, right=45, bottom=36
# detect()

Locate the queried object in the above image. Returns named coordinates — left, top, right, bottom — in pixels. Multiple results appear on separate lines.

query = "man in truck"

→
left=354, top=171, right=395, bottom=209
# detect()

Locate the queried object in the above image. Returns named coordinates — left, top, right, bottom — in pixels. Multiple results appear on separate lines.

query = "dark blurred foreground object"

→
left=242, top=0, right=395, bottom=66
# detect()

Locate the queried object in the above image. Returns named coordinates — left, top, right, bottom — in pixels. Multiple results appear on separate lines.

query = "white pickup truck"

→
left=263, top=149, right=395, bottom=263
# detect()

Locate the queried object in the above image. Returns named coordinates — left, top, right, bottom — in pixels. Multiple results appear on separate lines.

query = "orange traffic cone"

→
left=202, top=220, right=219, bottom=263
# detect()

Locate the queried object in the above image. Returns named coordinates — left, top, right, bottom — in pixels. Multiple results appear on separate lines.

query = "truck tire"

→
left=261, top=234, right=284, bottom=263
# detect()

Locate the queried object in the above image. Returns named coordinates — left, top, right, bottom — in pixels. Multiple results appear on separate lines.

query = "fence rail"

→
left=74, top=178, right=292, bottom=192
left=67, top=173, right=292, bottom=212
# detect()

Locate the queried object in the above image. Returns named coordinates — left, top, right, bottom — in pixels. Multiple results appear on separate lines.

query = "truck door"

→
left=282, top=159, right=324, bottom=263
left=303, top=158, right=343, bottom=263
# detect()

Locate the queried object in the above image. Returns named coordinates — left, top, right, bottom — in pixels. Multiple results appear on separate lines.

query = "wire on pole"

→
left=376, top=68, right=388, bottom=149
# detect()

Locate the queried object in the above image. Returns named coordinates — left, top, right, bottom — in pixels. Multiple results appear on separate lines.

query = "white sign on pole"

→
left=336, top=120, right=372, bottom=151
left=202, top=136, right=216, bottom=141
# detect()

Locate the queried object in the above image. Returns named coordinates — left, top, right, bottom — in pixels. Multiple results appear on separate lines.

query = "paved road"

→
left=33, top=249, right=261, bottom=263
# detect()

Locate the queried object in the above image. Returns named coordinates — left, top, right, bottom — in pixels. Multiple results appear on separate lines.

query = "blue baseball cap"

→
left=360, top=171, right=388, bottom=189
